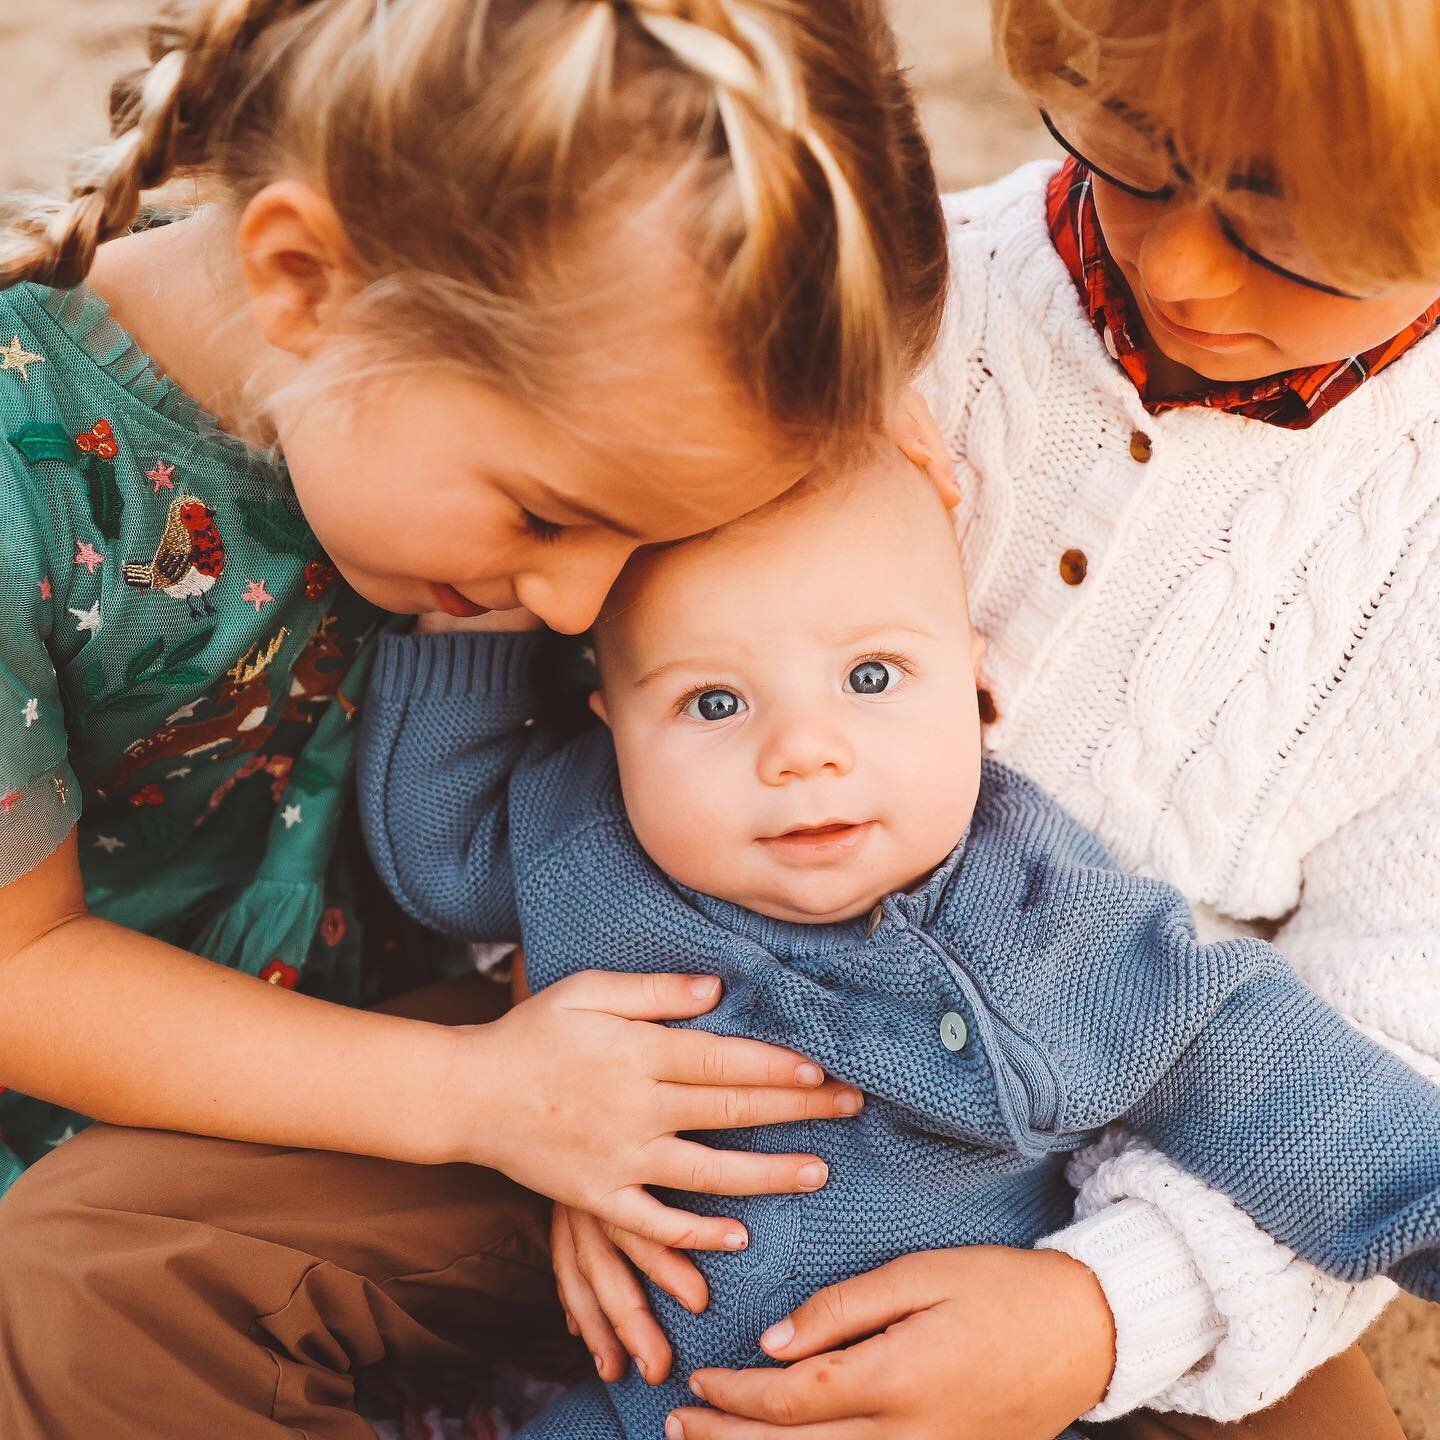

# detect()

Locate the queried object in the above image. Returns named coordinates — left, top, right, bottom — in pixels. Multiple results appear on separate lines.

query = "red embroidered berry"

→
left=76, top=419, right=120, bottom=461
left=305, top=560, right=339, bottom=600
left=128, top=784, right=166, bottom=808
left=259, top=960, right=300, bottom=989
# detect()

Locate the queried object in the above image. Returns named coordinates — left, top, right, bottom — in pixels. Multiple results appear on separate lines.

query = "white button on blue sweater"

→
left=358, top=632, right=1440, bottom=1440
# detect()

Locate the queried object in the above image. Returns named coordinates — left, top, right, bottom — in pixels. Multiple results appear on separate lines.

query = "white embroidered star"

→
left=69, top=602, right=102, bottom=635
left=281, top=803, right=303, bottom=829
left=45, top=1125, right=77, bottom=1148
left=22, top=698, right=38, bottom=728
left=94, top=835, right=125, bottom=854
left=166, top=767, right=192, bottom=780
left=0, top=336, right=44, bottom=382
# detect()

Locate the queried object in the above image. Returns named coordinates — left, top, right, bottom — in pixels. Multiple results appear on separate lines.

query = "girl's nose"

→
left=1135, top=200, right=1249, bottom=307
left=757, top=711, right=855, bottom=786
left=516, top=537, right=635, bottom=635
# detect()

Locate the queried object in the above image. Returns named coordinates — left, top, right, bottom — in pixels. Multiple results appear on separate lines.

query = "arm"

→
left=1040, top=753, right=1440, bottom=1420
left=358, top=628, right=554, bottom=941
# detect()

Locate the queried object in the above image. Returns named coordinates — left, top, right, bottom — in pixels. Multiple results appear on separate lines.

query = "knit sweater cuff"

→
left=373, top=631, right=546, bottom=702
left=1038, top=1198, right=1225, bottom=1422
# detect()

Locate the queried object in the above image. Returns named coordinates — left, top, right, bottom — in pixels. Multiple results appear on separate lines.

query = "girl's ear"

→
left=892, top=388, right=961, bottom=511
left=236, top=182, right=362, bottom=358
left=589, top=689, right=611, bottom=727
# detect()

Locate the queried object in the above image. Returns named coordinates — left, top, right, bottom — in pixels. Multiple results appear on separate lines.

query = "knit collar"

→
left=678, top=833, right=971, bottom=962
left=1045, top=157, right=1440, bottom=430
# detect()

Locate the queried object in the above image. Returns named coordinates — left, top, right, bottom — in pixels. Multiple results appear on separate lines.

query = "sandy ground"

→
left=1, top=2, right=1436, bottom=1434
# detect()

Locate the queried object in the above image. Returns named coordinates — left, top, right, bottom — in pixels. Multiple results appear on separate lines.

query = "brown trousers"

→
left=0, top=988, right=1408, bottom=1439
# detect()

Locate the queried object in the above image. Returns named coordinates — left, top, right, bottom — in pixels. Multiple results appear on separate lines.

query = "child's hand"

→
left=455, top=970, right=864, bottom=1249
left=669, top=1247, right=1115, bottom=1440
left=552, top=1203, right=710, bottom=1384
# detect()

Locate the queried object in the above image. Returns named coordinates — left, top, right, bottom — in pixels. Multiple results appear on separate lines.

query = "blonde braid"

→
left=0, top=0, right=317, bottom=289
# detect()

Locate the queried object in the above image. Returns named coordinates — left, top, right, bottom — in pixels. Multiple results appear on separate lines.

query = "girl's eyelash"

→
left=521, top=510, right=564, bottom=544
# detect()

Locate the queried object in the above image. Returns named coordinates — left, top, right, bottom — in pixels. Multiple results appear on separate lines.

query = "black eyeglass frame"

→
left=1038, top=109, right=1371, bottom=302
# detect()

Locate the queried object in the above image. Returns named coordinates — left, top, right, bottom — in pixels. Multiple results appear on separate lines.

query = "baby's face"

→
left=594, top=450, right=983, bottom=925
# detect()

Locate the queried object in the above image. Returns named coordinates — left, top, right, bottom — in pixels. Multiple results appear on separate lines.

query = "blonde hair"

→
left=995, top=0, right=1440, bottom=291
left=0, top=0, right=947, bottom=443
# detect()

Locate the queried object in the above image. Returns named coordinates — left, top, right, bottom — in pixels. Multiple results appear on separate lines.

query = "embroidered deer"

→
left=92, top=630, right=289, bottom=802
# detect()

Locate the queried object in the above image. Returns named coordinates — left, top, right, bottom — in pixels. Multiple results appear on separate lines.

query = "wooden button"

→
left=976, top=687, right=998, bottom=725
left=1130, top=430, right=1154, bottom=463
left=1059, top=549, right=1088, bottom=586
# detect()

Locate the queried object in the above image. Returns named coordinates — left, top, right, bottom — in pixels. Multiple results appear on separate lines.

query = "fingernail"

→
left=761, top=1318, right=795, bottom=1353
left=723, top=1229, right=748, bottom=1250
left=666, top=1418, right=685, bottom=1440
left=594, top=1354, right=605, bottom=1376
left=797, top=1161, right=828, bottom=1190
left=636, top=1356, right=649, bottom=1380
left=689, top=1376, right=706, bottom=1399
left=690, top=976, right=720, bottom=1000
left=835, top=1089, right=864, bottom=1115
left=796, top=1062, right=824, bottom=1086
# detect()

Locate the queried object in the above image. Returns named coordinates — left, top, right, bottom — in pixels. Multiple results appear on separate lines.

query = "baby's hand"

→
left=415, top=606, right=544, bottom=635
left=553, top=1203, right=709, bottom=1384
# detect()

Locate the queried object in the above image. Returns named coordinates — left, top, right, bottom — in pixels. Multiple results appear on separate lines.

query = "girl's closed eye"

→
left=681, top=687, right=748, bottom=722
left=845, top=654, right=912, bottom=696
left=520, top=509, right=565, bottom=545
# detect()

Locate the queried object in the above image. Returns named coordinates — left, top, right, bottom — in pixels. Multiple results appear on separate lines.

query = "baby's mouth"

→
left=759, top=821, right=875, bottom=856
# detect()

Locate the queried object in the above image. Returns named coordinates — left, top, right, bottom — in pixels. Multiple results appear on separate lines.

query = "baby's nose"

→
left=757, top=714, right=855, bottom=785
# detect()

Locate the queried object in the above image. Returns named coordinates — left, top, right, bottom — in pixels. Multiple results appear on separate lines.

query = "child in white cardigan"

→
left=554, top=2, right=1439, bottom=1436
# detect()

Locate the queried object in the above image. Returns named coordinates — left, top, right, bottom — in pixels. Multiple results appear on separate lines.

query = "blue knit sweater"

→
left=359, top=632, right=1440, bottom=1440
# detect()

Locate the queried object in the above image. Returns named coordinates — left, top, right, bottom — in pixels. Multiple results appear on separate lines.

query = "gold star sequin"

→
left=0, top=336, right=44, bottom=383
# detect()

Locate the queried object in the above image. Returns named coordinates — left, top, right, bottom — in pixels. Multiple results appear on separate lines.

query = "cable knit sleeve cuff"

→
left=373, top=631, right=546, bottom=703
left=1038, top=1198, right=1225, bottom=1422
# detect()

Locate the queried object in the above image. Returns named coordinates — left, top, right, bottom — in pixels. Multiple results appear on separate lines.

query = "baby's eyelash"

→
left=521, top=510, right=564, bottom=544
left=855, top=649, right=916, bottom=675
left=672, top=682, right=734, bottom=718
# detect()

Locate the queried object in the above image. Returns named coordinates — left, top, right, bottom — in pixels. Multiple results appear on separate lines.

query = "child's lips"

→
left=430, top=583, right=490, bottom=619
left=759, top=821, right=875, bottom=858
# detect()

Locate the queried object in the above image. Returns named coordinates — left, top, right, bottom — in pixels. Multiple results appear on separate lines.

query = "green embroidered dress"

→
left=0, top=283, right=406, bottom=1191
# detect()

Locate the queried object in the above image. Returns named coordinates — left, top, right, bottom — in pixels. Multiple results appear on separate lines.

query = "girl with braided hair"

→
left=0, top=1, right=953, bottom=1432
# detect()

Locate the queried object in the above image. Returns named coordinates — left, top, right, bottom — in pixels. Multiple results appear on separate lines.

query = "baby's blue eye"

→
left=847, top=660, right=901, bottom=695
left=686, top=689, right=747, bottom=722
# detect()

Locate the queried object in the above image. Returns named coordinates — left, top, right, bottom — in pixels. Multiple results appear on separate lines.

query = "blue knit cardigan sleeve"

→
left=357, top=630, right=582, bottom=942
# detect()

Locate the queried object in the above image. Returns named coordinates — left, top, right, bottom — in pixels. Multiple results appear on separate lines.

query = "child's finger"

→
left=602, top=1189, right=750, bottom=1255
left=551, top=1207, right=629, bottom=1382
left=649, top=1139, right=831, bottom=1199
left=650, top=1027, right=829, bottom=1089
left=662, top=1079, right=864, bottom=1131
left=609, top=1225, right=710, bottom=1315
left=570, top=1211, right=675, bottom=1385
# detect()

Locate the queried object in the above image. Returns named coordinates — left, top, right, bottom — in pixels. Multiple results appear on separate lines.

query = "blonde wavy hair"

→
left=995, top=0, right=1440, bottom=292
left=0, top=0, right=947, bottom=442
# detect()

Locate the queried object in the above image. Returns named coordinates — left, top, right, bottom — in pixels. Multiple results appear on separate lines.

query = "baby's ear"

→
left=588, top=689, right=611, bottom=727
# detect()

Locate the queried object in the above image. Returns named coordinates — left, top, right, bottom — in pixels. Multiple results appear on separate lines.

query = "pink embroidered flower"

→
left=319, top=907, right=348, bottom=948
left=75, top=420, right=120, bottom=461
left=259, top=960, right=300, bottom=990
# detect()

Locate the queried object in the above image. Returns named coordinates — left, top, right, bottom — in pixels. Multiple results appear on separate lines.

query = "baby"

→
left=359, top=448, right=1440, bottom=1440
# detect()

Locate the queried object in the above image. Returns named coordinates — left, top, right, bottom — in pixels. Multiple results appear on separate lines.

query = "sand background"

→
left=0, top=2, right=1435, bottom=1433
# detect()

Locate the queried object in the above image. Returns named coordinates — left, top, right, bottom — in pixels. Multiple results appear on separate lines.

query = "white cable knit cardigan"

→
left=923, top=162, right=1440, bottom=1422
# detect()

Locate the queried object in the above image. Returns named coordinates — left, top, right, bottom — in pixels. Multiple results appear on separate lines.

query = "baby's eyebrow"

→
left=829, top=621, right=935, bottom=646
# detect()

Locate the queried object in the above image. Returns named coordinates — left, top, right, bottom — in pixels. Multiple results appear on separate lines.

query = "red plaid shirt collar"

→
left=1046, top=157, right=1440, bottom=430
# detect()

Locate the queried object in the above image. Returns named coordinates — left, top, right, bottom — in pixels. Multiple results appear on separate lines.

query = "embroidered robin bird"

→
left=124, top=495, right=226, bottom=618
